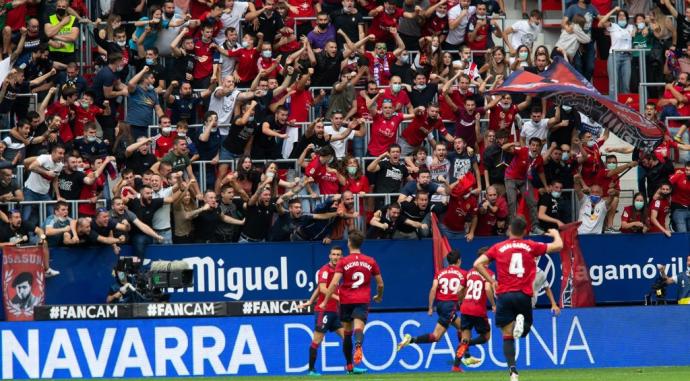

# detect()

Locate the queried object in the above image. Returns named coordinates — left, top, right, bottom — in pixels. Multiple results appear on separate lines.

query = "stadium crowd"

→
left=1, top=0, right=690, bottom=274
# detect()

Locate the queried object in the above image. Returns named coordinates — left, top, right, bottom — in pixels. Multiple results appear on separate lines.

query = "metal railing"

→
left=2, top=199, right=108, bottom=224
left=611, top=48, right=649, bottom=101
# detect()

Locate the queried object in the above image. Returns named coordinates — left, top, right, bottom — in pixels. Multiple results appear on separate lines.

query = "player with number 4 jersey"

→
left=321, top=230, right=383, bottom=374
left=455, top=247, right=496, bottom=368
left=473, top=217, right=563, bottom=381
left=397, top=250, right=469, bottom=373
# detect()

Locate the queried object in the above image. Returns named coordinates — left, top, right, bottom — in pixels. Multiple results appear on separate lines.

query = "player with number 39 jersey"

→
left=473, top=217, right=563, bottom=381
left=397, top=250, right=469, bottom=373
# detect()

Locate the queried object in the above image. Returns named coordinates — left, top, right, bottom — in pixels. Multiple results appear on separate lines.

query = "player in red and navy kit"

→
left=473, top=217, right=562, bottom=381
left=321, top=230, right=383, bottom=374
left=455, top=247, right=496, bottom=369
left=396, top=250, right=468, bottom=372
left=300, top=246, right=346, bottom=376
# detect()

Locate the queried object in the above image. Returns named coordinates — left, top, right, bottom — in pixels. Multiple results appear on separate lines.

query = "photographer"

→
left=106, top=268, right=137, bottom=304
left=659, top=255, right=690, bottom=305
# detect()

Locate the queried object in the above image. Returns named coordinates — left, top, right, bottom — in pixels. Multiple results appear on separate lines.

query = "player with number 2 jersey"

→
left=397, top=250, right=469, bottom=373
left=321, top=230, right=383, bottom=374
left=473, top=217, right=563, bottom=381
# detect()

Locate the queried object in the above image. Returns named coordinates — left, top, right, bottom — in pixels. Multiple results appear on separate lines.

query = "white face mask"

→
left=266, top=171, right=275, bottom=179
left=436, top=11, right=446, bottom=18
left=162, top=127, right=172, bottom=134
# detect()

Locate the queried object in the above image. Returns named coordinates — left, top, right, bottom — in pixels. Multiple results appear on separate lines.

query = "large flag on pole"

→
left=430, top=213, right=451, bottom=273
left=490, top=56, right=664, bottom=152
left=558, top=222, right=595, bottom=308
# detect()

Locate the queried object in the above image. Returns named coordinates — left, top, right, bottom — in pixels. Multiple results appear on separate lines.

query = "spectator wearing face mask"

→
left=648, top=183, right=673, bottom=238
left=44, top=0, right=79, bottom=64
left=504, top=9, right=542, bottom=57
left=562, top=1, right=597, bottom=80
left=620, top=192, right=649, bottom=234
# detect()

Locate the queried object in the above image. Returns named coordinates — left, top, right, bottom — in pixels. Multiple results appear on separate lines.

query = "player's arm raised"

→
left=485, top=280, right=497, bottom=313
left=319, top=272, right=343, bottom=310
left=299, top=288, right=320, bottom=309
left=545, top=228, right=563, bottom=253
left=473, top=255, right=496, bottom=287
left=427, top=279, right=438, bottom=315
left=373, top=274, right=384, bottom=303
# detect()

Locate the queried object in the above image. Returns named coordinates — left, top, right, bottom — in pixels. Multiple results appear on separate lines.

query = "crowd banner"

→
left=2, top=234, right=688, bottom=319
left=490, top=57, right=664, bottom=152
left=2, top=246, right=46, bottom=322
left=1, top=306, right=690, bottom=378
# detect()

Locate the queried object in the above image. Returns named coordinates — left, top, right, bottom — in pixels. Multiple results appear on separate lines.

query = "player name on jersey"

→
left=343, top=261, right=373, bottom=271
left=34, top=300, right=313, bottom=321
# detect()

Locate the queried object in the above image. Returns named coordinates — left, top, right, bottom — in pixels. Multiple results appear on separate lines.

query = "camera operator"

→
left=659, top=255, right=690, bottom=305
left=106, top=268, right=137, bottom=303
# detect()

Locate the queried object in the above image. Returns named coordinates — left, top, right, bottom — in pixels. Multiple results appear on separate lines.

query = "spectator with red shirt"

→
left=363, top=35, right=406, bottom=86
left=466, top=3, right=502, bottom=68
left=421, top=0, right=450, bottom=40
left=257, top=40, right=284, bottom=78
left=192, top=22, right=220, bottom=90
left=449, top=96, right=484, bottom=151
left=72, top=91, right=110, bottom=139
left=77, top=156, right=113, bottom=218
left=620, top=192, right=649, bottom=234
left=485, top=93, right=531, bottom=141
left=399, top=103, right=453, bottom=156
left=502, top=138, right=548, bottom=227
left=577, top=128, right=609, bottom=187
left=475, top=185, right=508, bottom=236
left=301, top=145, right=340, bottom=197
left=649, top=183, right=672, bottom=237
left=286, top=0, right=319, bottom=37
left=657, top=73, right=690, bottom=122
left=46, top=82, right=76, bottom=145
left=368, top=1, right=420, bottom=46
left=596, top=155, right=637, bottom=233
left=670, top=162, right=690, bottom=232
left=441, top=170, right=479, bottom=241
left=227, top=33, right=262, bottom=87
left=366, top=100, right=418, bottom=157
left=376, top=75, right=413, bottom=113
left=152, top=116, right=177, bottom=159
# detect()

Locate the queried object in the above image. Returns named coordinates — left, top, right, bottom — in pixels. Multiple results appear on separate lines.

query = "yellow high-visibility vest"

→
left=48, top=14, right=76, bottom=53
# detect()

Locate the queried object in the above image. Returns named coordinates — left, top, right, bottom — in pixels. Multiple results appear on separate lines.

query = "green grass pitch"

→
left=44, top=366, right=690, bottom=381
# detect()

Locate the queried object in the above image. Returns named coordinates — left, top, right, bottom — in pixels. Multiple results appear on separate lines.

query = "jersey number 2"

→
left=351, top=272, right=365, bottom=289
left=509, top=253, right=525, bottom=278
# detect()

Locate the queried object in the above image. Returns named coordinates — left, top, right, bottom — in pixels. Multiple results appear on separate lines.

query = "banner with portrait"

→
left=2, top=246, right=46, bottom=321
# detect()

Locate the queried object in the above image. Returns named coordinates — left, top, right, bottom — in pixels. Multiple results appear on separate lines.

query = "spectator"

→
left=367, top=101, right=418, bottom=156
left=368, top=202, right=403, bottom=239
left=502, top=138, right=547, bottom=226
left=395, top=190, right=431, bottom=239
left=127, top=185, right=176, bottom=257
left=649, top=183, right=673, bottom=237
left=399, top=168, right=447, bottom=203
left=441, top=172, right=479, bottom=241
left=368, top=144, right=410, bottom=194
left=598, top=6, right=633, bottom=99
left=482, top=128, right=511, bottom=191
left=563, top=1, right=597, bottom=80
left=237, top=178, right=288, bottom=243
left=125, top=137, right=158, bottom=176
left=73, top=123, right=110, bottom=163
left=670, top=162, right=690, bottom=232
left=44, top=0, right=79, bottom=64
left=575, top=181, right=614, bottom=235
left=475, top=185, right=508, bottom=236
left=290, top=195, right=342, bottom=242
left=125, top=66, right=165, bottom=139
left=0, top=166, right=23, bottom=202
left=537, top=180, right=566, bottom=231
left=399, top=103, right=452, bottom=155
left=192, top=189, right=245, bottom=243
left=91, top=53, right=128, bottom=143
left=620, top=192, right=649, bottom=234
left=504, top=9, right=542, bottom=56
left=446, top=0, right=476, bottom=50
left=22, top=144, right=65, bottom=224
left=42, top=201, right=73, bottom=246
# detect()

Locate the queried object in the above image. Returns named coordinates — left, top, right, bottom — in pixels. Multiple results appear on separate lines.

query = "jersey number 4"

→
left=351, top=272, right=365, bottom=289
left=509, top=253, right=525, bottom=278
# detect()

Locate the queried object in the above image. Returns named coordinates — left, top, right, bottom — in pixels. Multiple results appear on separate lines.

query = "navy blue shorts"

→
left=315, top=311, right=342, bottom=333
left=460, top=314, right=491, bottom=334
left=436, top=301, right=459, bottom=328
left=340, top=303, right=369, bottom=323
left=495, top=292, right=533, bottom=336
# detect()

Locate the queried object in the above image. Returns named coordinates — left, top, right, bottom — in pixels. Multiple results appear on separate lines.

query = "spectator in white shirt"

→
left=22, top=145, right=66, bottom=224
left=445, top=0, right=476, bottom=49
left=503, top=9, right=542, bottom=56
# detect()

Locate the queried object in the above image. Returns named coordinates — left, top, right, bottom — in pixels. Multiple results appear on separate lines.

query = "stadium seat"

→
left=618, top=93, right=640, bottom=111
left=592, top=59, right=609, bottom=94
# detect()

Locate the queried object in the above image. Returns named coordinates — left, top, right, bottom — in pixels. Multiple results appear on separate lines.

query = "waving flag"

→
left=490, top=57, right=664, bottom=152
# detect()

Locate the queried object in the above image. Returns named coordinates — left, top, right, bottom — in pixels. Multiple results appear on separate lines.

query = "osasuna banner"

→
left=2, top=246, right=46, bottom=321
left=490, top=57, right=664, bottom=152
left=2, top=307, right=690, bottom=378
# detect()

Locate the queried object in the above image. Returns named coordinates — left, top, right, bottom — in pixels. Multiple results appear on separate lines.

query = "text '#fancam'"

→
left=2, top=308, right=690, bottom=379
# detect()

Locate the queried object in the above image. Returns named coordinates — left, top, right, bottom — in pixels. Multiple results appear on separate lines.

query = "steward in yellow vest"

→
left=43, top=0, right=79, bottom=64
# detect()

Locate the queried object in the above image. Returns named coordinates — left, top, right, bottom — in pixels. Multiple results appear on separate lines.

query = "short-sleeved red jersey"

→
left=461, top=268, right=494, bottom=317
left=434, top=265, right=467, bottom=302
left=335, top=253, right=381, bottom=304
left=316, top=263, right=338, bottom=312
left=648, top=198, right=670, bottom=233
left=485, top=238, right=547, bottom=296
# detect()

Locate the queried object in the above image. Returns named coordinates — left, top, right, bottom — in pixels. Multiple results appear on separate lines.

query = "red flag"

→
left=430, top=213, right=452, bottom=273
left=2, top=246, right=46, bottom=321
left=516, top=187, right=538, bottom=232
left=558, top=222, right=595, bottom=307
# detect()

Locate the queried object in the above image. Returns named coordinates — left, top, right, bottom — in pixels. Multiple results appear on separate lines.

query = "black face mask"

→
left=317, top=23, right=328, bottom=30
left=164, top=12, right=174, bottom=19
left=367, top=92, right=378, bottom=98
left=56, top=8, right=66, bottom=17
